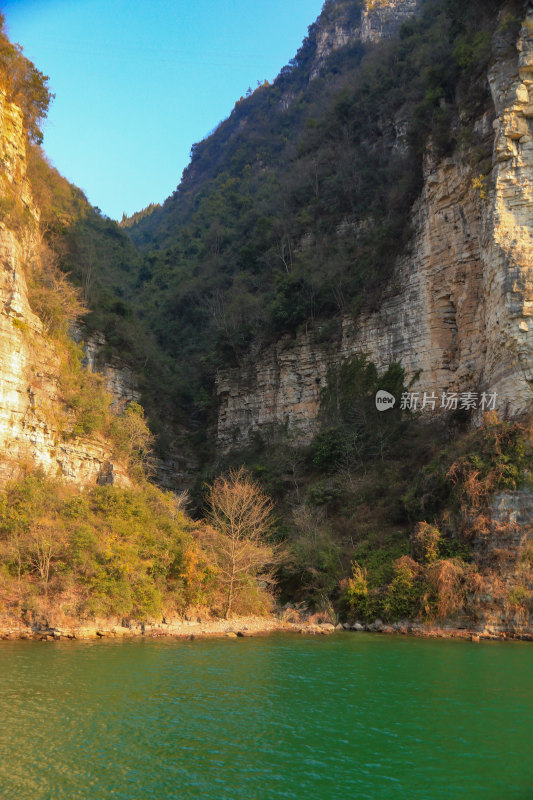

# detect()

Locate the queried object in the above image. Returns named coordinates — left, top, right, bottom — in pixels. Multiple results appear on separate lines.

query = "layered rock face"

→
left=483, top=15, right=533, bottom=416
left=216, top=333, right=330, bottom=447
left=361, top=0, right=419, bottom=43
left=310, top=0, right=419, bottom=80
left=216, top=9, right=533, bottom=450
left=81, top=329, right=140, bottom=409
left=310, top=4, right=361, bottom=80
left=0, top=91, right=126, bottom=485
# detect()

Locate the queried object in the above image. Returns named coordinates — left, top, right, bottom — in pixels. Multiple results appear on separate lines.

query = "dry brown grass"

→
left=424, top=558, right=466, bottom=619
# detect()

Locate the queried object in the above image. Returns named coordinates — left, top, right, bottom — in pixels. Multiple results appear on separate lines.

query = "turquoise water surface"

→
left=0, top=633, right=531, bottom=799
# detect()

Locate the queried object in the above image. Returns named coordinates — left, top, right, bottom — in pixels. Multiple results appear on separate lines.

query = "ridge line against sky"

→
left=2, top=0, right=325, bottom=220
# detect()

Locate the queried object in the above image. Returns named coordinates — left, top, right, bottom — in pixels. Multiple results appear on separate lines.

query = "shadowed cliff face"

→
left=361, top=0, right=420, bottom=42
left=309, top=0, right=420, bottom=79
left=216, top=6, right=533, bottom=450
left=0, top=90, right=128, bottom=486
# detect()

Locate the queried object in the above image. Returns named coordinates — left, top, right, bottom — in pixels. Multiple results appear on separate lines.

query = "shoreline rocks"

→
left=0, top=613, right=530, bottom=643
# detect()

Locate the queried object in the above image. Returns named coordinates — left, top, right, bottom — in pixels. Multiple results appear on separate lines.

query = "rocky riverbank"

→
left=0, top=614, right=341, bottom=642
left=0, top=612, right=531, bottom=642
left=349, top=619, right=533, bottom=642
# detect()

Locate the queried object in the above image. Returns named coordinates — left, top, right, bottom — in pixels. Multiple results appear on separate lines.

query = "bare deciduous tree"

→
left=205, top=467, right=277, bottom=618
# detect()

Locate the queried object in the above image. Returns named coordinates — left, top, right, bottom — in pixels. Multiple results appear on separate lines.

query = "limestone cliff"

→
left=361, top=0, right=419, bottom=43
left=0, top=90, right=127, bottom=485
left=309, top=0, right=419, bottom=80
left=216, top=6, right=533, bottom=450
left=79, top=329, right=140, bottom=409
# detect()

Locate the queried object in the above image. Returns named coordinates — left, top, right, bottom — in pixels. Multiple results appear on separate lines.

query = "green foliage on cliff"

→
left=26, top=146, right=183, bottom=449
left=0, top=13, right=52, bottom=144
left=120, top=203, right=161, bottom=228
left=312, top=356, right=408, bottom=471
left=403, top=415, right=533, bottom=525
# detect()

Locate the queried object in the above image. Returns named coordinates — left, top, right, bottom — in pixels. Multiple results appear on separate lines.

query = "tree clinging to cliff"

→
left=0, top=13, right=52, bottom=145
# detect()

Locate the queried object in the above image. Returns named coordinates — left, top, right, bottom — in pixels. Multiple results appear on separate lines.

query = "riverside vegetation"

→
left=0, top=2, right=532, bottom=634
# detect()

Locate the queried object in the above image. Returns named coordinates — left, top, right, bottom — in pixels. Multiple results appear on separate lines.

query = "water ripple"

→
left=0, top=635, right=531, bottom=799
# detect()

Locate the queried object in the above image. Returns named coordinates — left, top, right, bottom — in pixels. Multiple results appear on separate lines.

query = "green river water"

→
left=0, top=633, right=530, bottom=799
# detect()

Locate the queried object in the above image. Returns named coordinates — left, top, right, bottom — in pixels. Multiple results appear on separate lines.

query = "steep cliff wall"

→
left=216, top=7, right=533, bottom=450
left=0, top=90, right=127, bottom=485
left=81, top=329, right=140, bottom=409
left=361, top=0, right=419, bottom=43
left=310, top=0, right=419, bottom=79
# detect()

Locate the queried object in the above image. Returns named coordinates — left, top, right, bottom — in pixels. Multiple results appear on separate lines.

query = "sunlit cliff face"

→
left=0, top=90, right=128, bottom=486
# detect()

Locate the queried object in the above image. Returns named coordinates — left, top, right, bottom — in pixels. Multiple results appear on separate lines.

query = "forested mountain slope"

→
left=117, top=0, right=529, bottom=441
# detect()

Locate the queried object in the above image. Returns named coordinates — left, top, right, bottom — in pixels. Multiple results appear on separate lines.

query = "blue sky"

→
left=2, top=0, right=325, bottom=220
